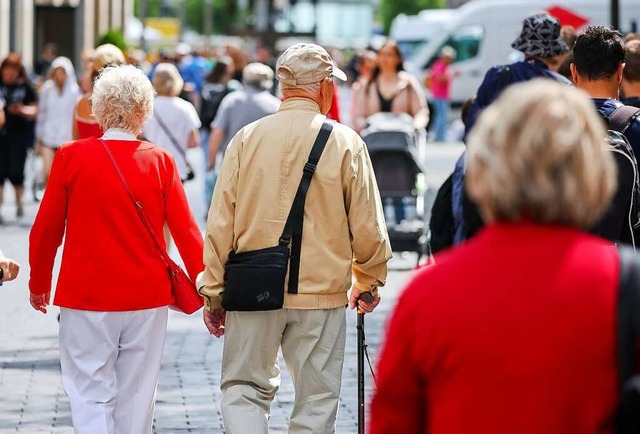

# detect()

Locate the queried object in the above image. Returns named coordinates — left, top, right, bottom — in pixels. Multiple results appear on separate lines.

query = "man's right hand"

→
left=204, top=308, right=226, bottom=338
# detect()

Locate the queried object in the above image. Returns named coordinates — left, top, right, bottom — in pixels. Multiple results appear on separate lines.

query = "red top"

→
left=75, top=117, right=104, bottom=139
left=371, top=224, right=619, bottom=434
left=430, top=59, right=451, bottom=100
left=29, top=137, right=204, bottom=311
left=327, top=85, right=341, bottom=123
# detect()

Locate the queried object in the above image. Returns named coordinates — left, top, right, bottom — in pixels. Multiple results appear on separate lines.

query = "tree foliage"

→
left=379, top=0, right=446, bottom=34
left=96, top=29, right=128, bottom=50
left=134, top=0, right=239, bottom=35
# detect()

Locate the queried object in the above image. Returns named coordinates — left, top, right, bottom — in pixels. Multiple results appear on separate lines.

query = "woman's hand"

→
left=0, top=257, right=20, bottom=282
left=204, top=308, right=226, bottom=338
left=30, top=291, right=51, bottom=314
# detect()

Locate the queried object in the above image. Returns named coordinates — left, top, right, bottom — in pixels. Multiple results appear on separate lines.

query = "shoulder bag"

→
left=98, top=139, right=203, bottom=314
left=221, top=119, right=334, bottom=311
left=616, top=246, right=640, bottom=434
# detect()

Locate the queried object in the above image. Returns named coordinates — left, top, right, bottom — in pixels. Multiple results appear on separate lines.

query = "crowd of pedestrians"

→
left=1, top=9, right=640, bottom=434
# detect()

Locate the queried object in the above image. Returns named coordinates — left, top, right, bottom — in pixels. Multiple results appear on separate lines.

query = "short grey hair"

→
left=466, top=79, right=615, bottom=229
left=152, top=62, right=184, bottom=96
left=92, top=64, right=155, bottom=135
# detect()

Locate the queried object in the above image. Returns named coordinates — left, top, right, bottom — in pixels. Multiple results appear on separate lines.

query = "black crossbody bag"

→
left=617, top=247, right=640, bottom=434
left=222, top=120, right=334, bottom=311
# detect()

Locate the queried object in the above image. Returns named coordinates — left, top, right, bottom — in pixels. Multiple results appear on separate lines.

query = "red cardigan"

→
left=371, top=223, right=619, bottom=434
left=29, top=137, right=204, bottom=311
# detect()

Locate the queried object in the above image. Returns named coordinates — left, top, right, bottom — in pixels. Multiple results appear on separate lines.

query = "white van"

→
left=406, top=0, right=640, bottom=105
left=390, top=9, right=454, bottom=60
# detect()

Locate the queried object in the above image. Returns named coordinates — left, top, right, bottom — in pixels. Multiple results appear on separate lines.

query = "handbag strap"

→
left=154, top=110, right=187, bottom=159
left=279, top=119, right=334, bottom=294
left=98, top=138, right=175, bottom=270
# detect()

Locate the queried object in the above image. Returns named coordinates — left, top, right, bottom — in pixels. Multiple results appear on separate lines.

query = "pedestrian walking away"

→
left=571, top=26, right=640, bottom=245
left=197, top=43, right=392, bottom=434
left=206, top=62, right=281, bottom=174
left=372, top=80, right=627, bottom=434
left=29, top=64, right=204, bottom=434
left=73, top=44, right=125, bottom=140
left=145, top=62, right=201, bottom=183
left=453, top=12, right=572, bottom=244
left=35, top=56, right=81, bottom=191
left=0, top=53, right=38, bottom=221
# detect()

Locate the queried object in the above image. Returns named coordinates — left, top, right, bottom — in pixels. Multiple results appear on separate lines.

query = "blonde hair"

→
left=92, top=64, right=155, bottom=135
left=91, top=43, right=125, bottom=74
left=466, top=79, right=616, bottom=229
left=152, top=62, right=184, bottom=96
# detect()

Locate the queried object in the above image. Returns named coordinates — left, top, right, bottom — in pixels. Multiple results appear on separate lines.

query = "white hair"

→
left=92, top=64, right=155, bottom=134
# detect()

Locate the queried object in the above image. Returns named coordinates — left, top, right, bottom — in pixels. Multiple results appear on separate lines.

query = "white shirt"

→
left=102, top=128, right=137, bottom=141
left=143, top=96, right=201, bottom=178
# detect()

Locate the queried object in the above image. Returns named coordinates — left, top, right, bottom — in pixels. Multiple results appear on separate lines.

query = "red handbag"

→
left=99, top=139, right=203, bottom=314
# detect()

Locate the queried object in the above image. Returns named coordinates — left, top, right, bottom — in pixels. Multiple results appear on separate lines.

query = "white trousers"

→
left=221, top=308, right=347, bottom=434
left=59, top=307, right=168, bottom=434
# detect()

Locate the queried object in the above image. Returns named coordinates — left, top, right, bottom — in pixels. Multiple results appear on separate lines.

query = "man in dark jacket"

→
left=453, top=13, right=571, bottom=244
left=571, top=26, right=640, bottom=245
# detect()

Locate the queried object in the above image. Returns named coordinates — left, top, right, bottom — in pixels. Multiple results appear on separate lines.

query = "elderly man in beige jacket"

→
left=197, top=43, right=392, bottom=434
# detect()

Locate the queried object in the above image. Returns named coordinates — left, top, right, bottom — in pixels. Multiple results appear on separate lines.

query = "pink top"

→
left=431, top=59, right=452, bottom=100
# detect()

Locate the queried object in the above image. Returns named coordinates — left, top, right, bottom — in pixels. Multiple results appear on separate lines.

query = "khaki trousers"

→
left=221, top=307, right=347, bottom=434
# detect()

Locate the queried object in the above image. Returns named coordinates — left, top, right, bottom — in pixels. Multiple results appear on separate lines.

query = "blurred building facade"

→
left=0, top=0, right=134, bottom=71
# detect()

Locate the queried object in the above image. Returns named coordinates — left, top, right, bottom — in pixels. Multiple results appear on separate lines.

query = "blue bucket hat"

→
left=511, top=13, right=570, bottom=58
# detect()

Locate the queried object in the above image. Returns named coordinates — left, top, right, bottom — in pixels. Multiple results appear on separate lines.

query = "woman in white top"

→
left=35, top=57, right=81, bottom=186
left=144, top=63, right=201, bottom=182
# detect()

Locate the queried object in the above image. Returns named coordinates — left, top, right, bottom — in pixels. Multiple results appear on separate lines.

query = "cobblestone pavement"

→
left=0, top=142, right=463, bottom=433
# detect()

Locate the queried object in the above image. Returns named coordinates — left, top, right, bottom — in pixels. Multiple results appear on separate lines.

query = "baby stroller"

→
left=361, top=113, right=426, bottom=264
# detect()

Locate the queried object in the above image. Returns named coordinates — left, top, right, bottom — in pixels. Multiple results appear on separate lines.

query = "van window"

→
left=425, top=25, right=484, bottom=68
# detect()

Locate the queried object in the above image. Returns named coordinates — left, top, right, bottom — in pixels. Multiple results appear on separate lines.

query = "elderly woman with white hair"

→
left=371, top=80, right=626, bottom=434
left=29, top=65, right=204, bottom=434
left=144, top=62, right=201, bottom=183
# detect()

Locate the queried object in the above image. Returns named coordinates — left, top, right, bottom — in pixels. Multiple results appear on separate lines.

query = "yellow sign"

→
left=145, top=18, right=181, bottom=40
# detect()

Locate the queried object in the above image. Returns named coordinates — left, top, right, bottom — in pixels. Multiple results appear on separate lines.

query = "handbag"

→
left=98, top=139, right=203, bottom=314
left=221, top=119, right=334, bottom=312
left=153, top=111, right=196, bottom=182
left=616, top=247, right=640, bottom=434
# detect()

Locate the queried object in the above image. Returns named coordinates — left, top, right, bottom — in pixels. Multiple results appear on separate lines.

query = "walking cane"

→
left=357, top=291, right=374, bottom=434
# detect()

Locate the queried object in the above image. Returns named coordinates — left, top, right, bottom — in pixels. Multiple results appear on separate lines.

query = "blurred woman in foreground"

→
left=371, top=80, right=623, bottom=434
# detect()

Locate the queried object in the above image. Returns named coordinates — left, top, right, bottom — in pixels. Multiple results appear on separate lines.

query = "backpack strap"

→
left=609, top=105, right=640, bottom=135
left=618, top=247, right=640, bottom=384
left=279, top=119, right=334, bottom=294
left=617, top=246, right=640, bottom=433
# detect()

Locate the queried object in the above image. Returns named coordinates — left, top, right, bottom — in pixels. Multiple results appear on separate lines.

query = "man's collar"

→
left=279, top=97, right=321, bottom=113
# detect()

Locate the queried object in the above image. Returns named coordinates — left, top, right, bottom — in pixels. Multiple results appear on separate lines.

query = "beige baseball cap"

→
left=276, top=43, right=348, bottom=86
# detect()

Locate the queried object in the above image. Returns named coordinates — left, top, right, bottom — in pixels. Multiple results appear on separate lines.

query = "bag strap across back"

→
left=98, top=139, right=177, bottom=272
left=154, top=111, right=187, bottom=159
left=279, top=119, right=334, bottom=294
